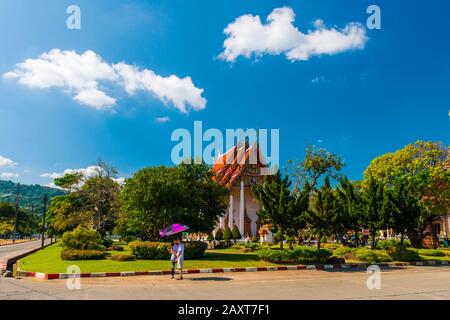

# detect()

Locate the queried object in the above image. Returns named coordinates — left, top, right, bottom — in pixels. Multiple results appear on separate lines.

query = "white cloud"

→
left=114, top=63, right=206, bottom=113
left=41, top=165, right=126, bottom=187
left=0, top=172, right=19, bottom=179
left=5, top=49, right=206, bottom=112
left=4, top=49, right=117, bottom=109
left=41, top=165, right=102, bottom=180
left=155, top=116, right=170, bottom=123
left=220, top=7, right=367, bottom=62
left=0, top=155, right=16, bottom=167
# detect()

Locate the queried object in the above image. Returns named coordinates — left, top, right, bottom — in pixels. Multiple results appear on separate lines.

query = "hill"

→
left=0, top=180, right=66, bottom=211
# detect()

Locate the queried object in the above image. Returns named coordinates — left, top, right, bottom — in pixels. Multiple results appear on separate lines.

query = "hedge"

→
left=351, top=248, right=393, bottom=263
left=111, top=254, right=135, bottom=261
left=128, top=241, right=207, bottom=260
left=417, top=249, right=446, bottom=257
left=107, top=245, right=124, bottom=251
left=257, top=247, right=332, bottom=264
left=61, top=249, right=107, bottom=261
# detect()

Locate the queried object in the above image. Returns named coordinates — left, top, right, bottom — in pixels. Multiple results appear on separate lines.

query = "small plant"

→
left=111, top=254, right=135, bottom=261
left=333, top=246, right=352, bottom=257
left=351, top=248, right=393, bottom=263
left=207, top=233, right=214, bottom=242
left=107, top=245, right=124, bottom=251
left=223, top=226, right=232, bottom=246
left=61, top=249, right=107, bottom=261
left=251, top=234, right=260, bottom=243
left=231, top=225, right=242, bottom=242
left=417, top=249, right=446, bottom=257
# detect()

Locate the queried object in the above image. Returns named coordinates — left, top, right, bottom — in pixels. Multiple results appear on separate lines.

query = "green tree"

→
left=231, top=225, right=242, bottom=243
left=54, top=172, right=83, bottom=192
left=119, top=162, right=228, bottom=240
left=305, top=177, right=338, bottom=249
left=387, top=178, right=429, bottom=247
left=207, top=232, right=214, bottom=242
left=288, top=145, right=345, bottom=190
left=336, top=177, right=364, bottom=246
left=362, top=177, right=388, bottom=249
left=252, top=172, right=310, bottom=250
left=47, top=161, right=122, bottom=238
left=364, top=141, right=449, bottom=214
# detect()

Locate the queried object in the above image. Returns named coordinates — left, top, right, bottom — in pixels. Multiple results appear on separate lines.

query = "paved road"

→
left=0, top=239, right=51, bottom=269
left=1, top=266, right=450, bottom=300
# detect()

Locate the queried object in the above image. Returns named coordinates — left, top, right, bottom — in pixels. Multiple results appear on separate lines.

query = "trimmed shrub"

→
left=333, top=246, right=352, bottom=257
left=231, top=225, right=242, bottom=240
left=60, top=226, right=105, bottom=251
left=184, top=241, right=207, bottom=259
left=388, top=248, right=420, bottom=262
left=207, top=233, right=214, bottom=242
left=129, top=241, right=171, bottom=260
left=323, top=243, right=341, bottom=251
left=101, top=239, right=113, bottom=248
left=352, top=248, right=393, bottom=263
left=107, top=245, right=124, bottom=251
left=129, top=241, right=207, bottom=260
left=377, top=239, right=410, bottom=250
left=111, top=254, right=135, bottom=261
left=223, top=226, right=232, bottom=246
left=251, top=234, right=260, bottom=243
left=257, top=247, right=332, bottom=264
left=214, top=229, right=223, bottom=241
left=61, top=249, right=107, bottom=261
left=417, top=249, right=446, bottom=257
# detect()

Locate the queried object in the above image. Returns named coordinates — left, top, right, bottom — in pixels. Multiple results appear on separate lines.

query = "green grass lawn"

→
left=18, top=244, right=277, bottom=274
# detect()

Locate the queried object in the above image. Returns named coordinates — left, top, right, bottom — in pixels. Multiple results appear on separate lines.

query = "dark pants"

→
left=171, top=261, right=175, bottom=277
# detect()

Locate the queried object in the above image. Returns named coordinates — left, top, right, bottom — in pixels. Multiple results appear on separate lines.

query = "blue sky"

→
left=0, top=0, right=448, bottom=186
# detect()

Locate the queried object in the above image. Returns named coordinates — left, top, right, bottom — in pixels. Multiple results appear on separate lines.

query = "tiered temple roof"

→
left=212, top=141, right=268, bottom=188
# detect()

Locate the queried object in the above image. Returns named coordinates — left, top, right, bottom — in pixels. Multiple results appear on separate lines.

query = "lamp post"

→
left=41, top=194, right=48, bottom=248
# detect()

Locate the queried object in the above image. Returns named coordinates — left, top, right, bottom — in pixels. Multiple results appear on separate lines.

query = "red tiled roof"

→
left=212, top=141, right=268, bottom=188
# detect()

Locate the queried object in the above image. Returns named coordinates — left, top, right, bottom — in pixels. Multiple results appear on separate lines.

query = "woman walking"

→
left=170, top=239, right=178, bottom=279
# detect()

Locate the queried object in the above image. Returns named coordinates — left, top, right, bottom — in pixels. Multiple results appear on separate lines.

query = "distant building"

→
left=212, top=140, right=272, bottom=241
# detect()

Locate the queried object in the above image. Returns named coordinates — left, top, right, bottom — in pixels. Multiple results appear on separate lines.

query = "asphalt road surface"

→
left=1, top=266, right=450, bottom=300
left=0, top=239, right=52, bottom=269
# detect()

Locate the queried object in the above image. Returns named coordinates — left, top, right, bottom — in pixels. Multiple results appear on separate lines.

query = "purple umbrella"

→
left=159, top=223, right=190, bottom=237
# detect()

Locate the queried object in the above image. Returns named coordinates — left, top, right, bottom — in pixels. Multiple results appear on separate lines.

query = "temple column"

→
left=239, top=179, right=245, bottom=237
left=228, top=193, right=233, bottom=229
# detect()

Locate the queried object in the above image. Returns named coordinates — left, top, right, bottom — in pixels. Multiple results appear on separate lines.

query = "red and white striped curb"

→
left=16, top=260, right=449, bottom=280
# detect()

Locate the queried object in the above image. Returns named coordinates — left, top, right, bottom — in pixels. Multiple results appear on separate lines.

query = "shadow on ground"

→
left=188, top=277, right=233, bottom=281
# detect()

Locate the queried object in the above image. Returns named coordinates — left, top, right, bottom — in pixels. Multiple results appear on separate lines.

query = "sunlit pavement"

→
left=1, top=266, right=450, bottom=300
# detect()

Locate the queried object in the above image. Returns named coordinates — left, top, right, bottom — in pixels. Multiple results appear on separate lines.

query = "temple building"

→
left=212, top=140, right=272, bottom=241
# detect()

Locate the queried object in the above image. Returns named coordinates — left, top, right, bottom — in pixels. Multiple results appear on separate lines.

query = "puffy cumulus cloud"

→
left=4, top=49, right=206, bottom=112
left=41, top=165, right=126, bottom=188
left=0, top=155, right=16, bottom=167
left=41, top=165, right=102, bottom=180
left=114, top=63, right=206, bottom=113
left=0, top=172, right=19, bottom=179
left=219, top=7, right=367, bottom=62
left=4, top=49, right=117, bottom=109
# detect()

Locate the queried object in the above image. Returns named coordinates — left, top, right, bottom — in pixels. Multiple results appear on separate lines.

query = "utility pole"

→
left=30, top=205, right=35, bottom=240
left=12, top=183, right=20, bottom=244
left=41, top=194, right=48, bottom=248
